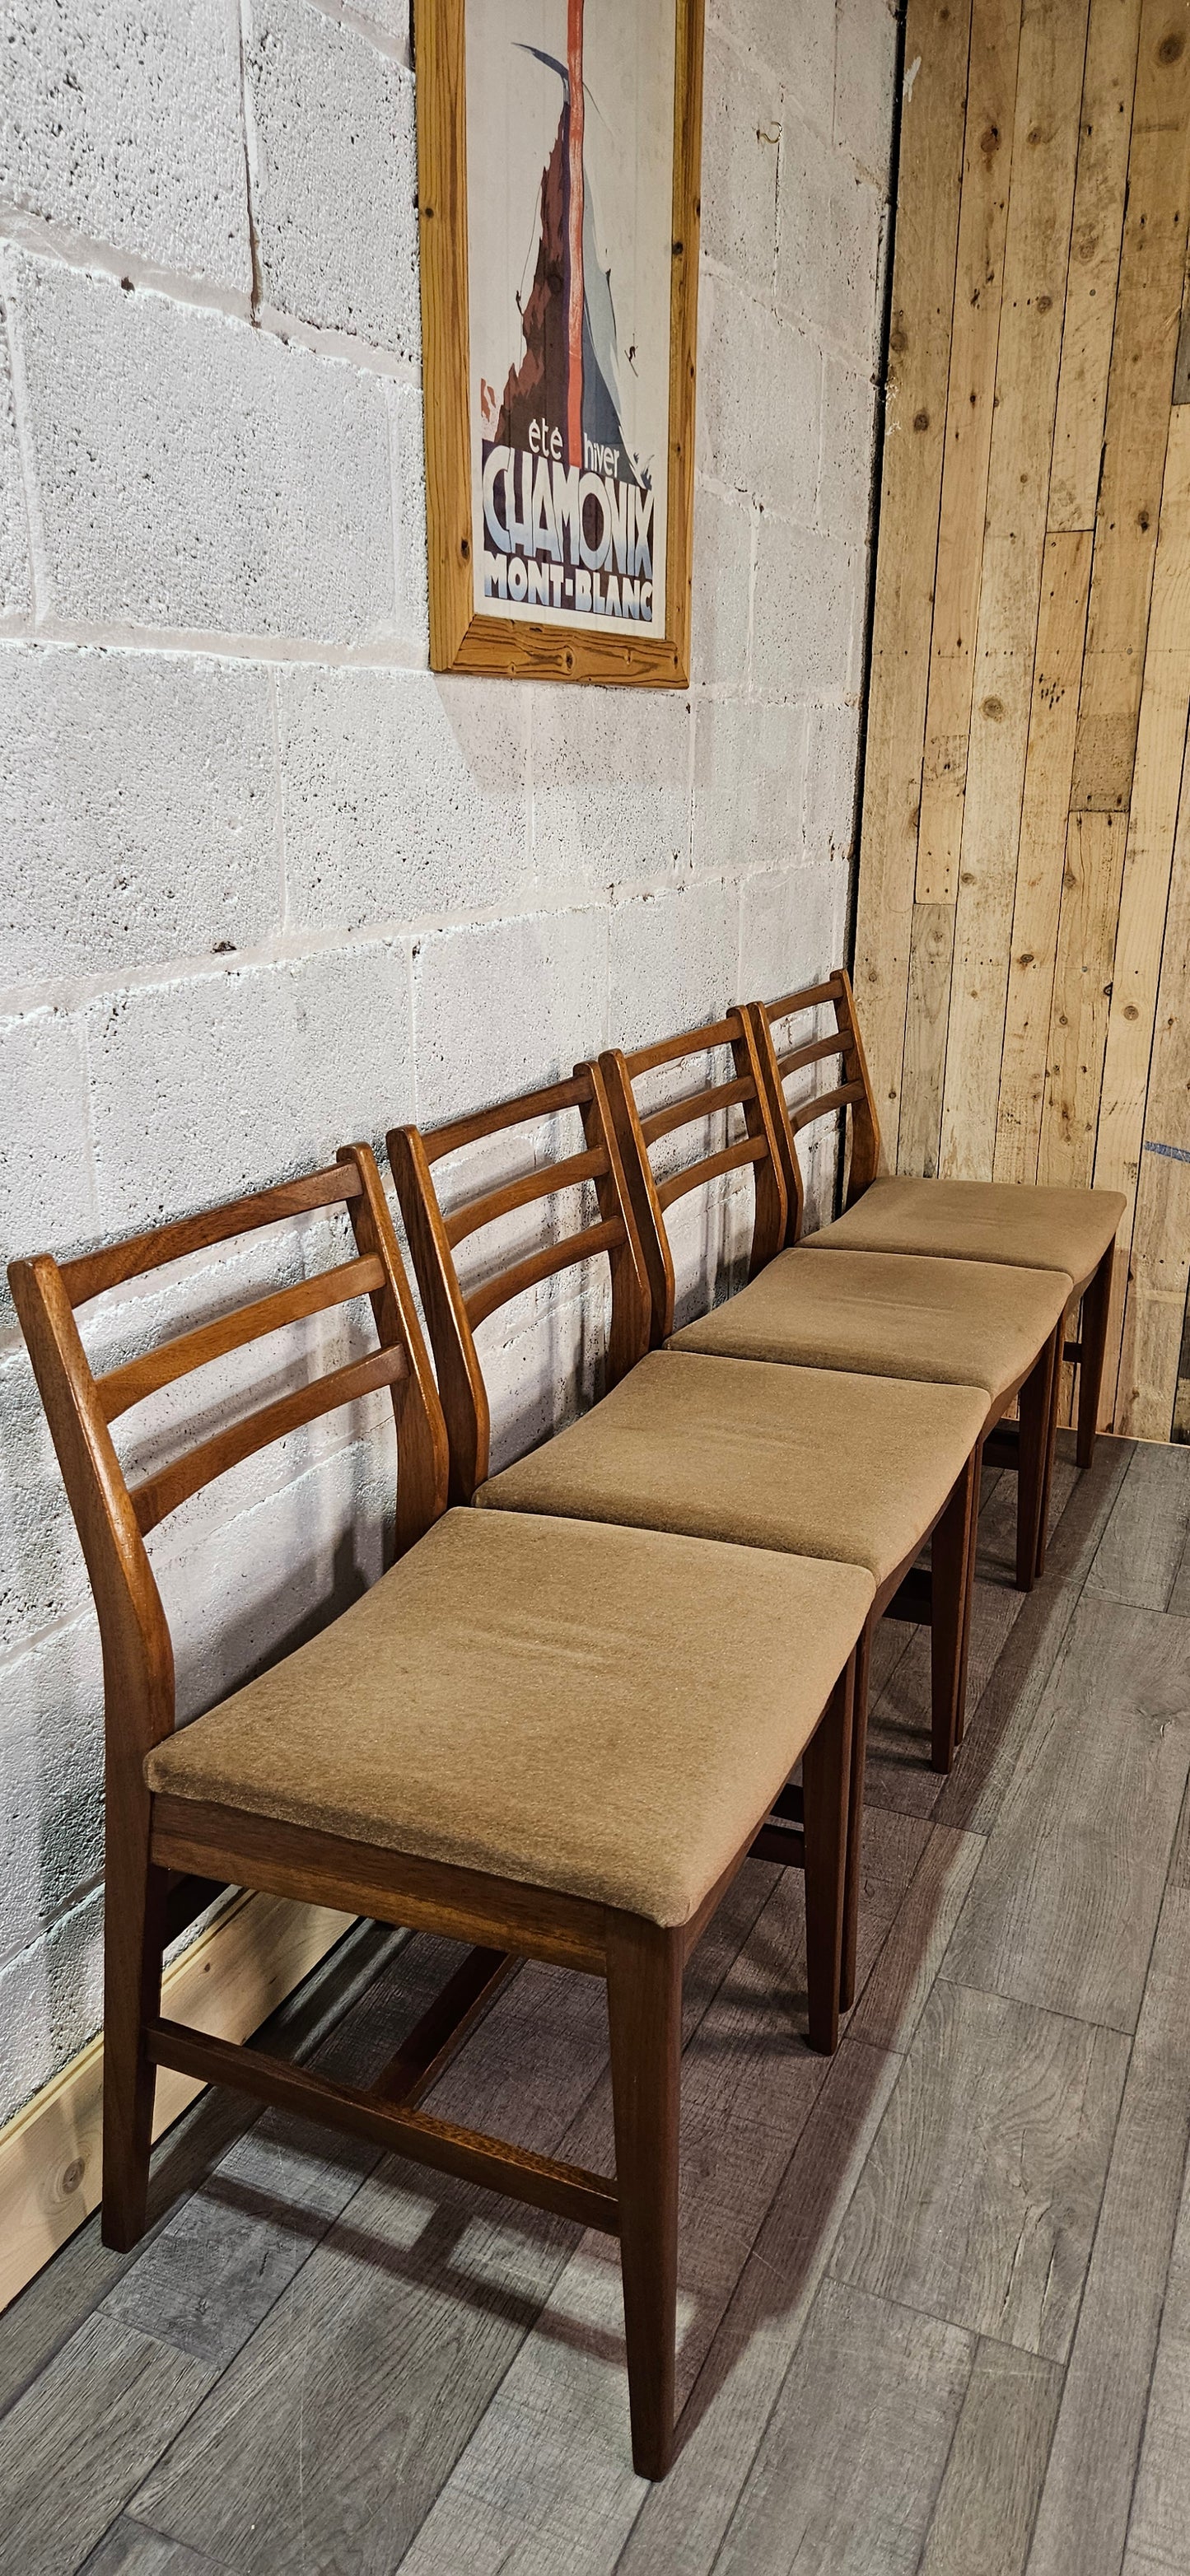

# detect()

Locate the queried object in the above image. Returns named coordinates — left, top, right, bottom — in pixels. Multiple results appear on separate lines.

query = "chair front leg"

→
left=1076, top=1246, right=1114, bottom=1470
left=802, top=1654, right=854, bottom=2051
left=101, top=1784, right=168, bottom=2253
left=930, top=1451, right=978, bottom=1773
left=605, top=1914, right=684, bottom=2480
left=1015, top=1337, right=1055, bottom=1594
left=838, top=1620, right=873, bottom=2014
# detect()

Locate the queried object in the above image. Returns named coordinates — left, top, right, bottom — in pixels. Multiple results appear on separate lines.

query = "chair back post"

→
left=389, top=1064, right=652, bottom=1502
left=336, top=1145, right=450, bottom=1552
left=744, top=1000, right=805, bottom=1244
left=833, top=969, right=883, bottom=1200
left=598, top=1010, right=786, bottom=1345
left=386, top=1119, right=494, bottom=1505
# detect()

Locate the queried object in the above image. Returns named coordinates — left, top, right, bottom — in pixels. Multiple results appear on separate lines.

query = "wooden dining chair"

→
left=389, top=1061, right=989, bottom=2018
left=600, top=1010, right=1071, bottom=1598
left=749, top=968, right=1126, bottom=1482
left=10, top=1142, right=872, bottom=2480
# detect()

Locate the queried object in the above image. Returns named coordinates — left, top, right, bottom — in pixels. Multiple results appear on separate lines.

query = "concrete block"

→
left=8, top=254, right=399, bottom=645
left=385, top=378, right=430, bottom=646
left=751, top=519, right=861, bottom=698
left=698, top=268, right=819, bottom=521
left=699, top=26, right=782, bottom=295
left=342, top=0, right=410, bottom=46
left=0, top=0, right=251, bottom=290
left=692, top=697, right=808, bottom=877
left=278, top=665, right=530, bottom=929
left=245, top=0, right=419, bottom=358
left=740, top=858, right=847, bottom=999
left=413, top=908, right=609, bottom=1128
left=530, top=684, right=692, bottom=894
left=0, top=1618, right=104, bottom=1967
left=777, top=121, right=884, bottom=362
left=0, top=324, right=30, bottom=617
left=609, top=875, right=739, bottom=1052
left=805, top=698, right=861, bottom=864
left=0, top=1340, right=91, bottom=1654
left=834, top=0, right=898, bottom=184
left=818, top=353, right=876, bottom=539
left=0, top=1007, right=97, bottom=1323
left=690, top=482, right=753, bottom=688
left=86, top=941, right=413, bottom=1233
left=711, top=0, right=836, bottom=131
left=0, top=1883, right=103, bottom=2125
left=0, top=644, right=279, bottom=984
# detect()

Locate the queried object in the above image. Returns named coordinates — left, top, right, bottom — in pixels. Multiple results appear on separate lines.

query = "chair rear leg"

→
left=605, top=1915, right=683, bottom=2481
left=838, top=1622, right=873, bottom=2014
left=101, top=1802, right=167, bottom=2254
left=1015, top=1339, right=1053, bottom=1594
left=1076, top=1247, right=1113, bottom=1470
left=803, top=1654, right=854, bottom=2051
left=931, top=1452, right=978, bottom=1773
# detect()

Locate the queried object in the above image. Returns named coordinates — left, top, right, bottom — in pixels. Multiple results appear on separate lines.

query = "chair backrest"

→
left=598, top=1011, right=787, bottom=1343
left=388, top=1064, right=651, bottom=1500
left=747, top=968, right=882, bottom=1244
left=7, top=1146, right=450, bottom=1785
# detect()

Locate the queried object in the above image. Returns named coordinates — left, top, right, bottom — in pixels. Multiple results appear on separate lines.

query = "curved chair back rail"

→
left=389, top=1062, right=652, bottom=1500
left=596, top=1009, right=787, bottom=1344
left=746, top=968, right=882, bottom=1243
left=7, top=1147, right=450, bottom=1789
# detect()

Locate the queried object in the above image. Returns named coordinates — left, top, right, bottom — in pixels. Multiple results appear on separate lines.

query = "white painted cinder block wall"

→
left=0, top=0, right=897, bottom=2124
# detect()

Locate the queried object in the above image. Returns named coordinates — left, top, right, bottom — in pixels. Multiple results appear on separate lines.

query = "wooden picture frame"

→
left=415, top=0, right=704, bottom=687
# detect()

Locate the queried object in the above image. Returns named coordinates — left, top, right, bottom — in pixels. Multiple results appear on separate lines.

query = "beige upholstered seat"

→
left=668, top=1248, right=1072, bottom=1408
left=806, top=1178, right=1126, bottom=1294
left=145, top=1509, right=874, bottom=1930
left=476, top=1352, right=987, bottom=1590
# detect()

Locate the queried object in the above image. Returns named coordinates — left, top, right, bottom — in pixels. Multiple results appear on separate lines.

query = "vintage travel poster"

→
left=464, top=1, right=676, bottom=636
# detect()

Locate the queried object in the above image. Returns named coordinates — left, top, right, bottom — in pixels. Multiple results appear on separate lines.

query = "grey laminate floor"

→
left=4, top=1433, right=1190, bottom=2576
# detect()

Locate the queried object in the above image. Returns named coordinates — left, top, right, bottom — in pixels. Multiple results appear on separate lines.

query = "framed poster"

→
left=416, top=0, right=704, bottom=686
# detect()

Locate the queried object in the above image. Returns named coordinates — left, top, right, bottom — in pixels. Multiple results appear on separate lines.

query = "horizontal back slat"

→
left=639, top=1074, right=753, bottom=1148
left=60, top=1165, right=362, bottom=1309
left=444, top=1146, right=608, bottom=1250
left=654, top=1136, right=766, bottom=1213
left=132, top=1344, right=408, bottom=1533
left=761, top=974, right=844, bottom=1025
left=421, top=1076, right=590, bottom=1164
left=788, top=1080, right=865, bottom=1136
left=464, top=1219, right=623, bottom=1332
left=621, top=1014, right=742, bottom=1079
left=98, top=1254, right=385, bottom=1423
left=775, top=1029, right=843, bottom=1080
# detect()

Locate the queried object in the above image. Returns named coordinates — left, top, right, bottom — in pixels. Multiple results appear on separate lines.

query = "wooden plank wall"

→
left=855, top=0, right=1190, bottom=1439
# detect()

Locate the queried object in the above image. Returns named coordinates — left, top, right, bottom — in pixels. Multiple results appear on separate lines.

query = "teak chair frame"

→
left=11, top=1142, right=857, bottom=2480
left=595, top=1015, right=1001, bottom=2007
left=390, top=1051, right=977, bottom=2018
left=749, top=968, right=1113, bottom=1484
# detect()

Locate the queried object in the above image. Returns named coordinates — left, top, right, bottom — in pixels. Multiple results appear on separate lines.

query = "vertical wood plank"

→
left=1048, top=0, right=1143, bottom=533
left=898, top=899, right=958, bottom=1175
left=938, top=0, right=1090, bottom=1181
left=1116, top=774, right=1190, bottom=1433
left=1093, top=402, right=1190, bottom=1417
left=994, top=530, right=1094, bottom=1181
left=1069, top=0, right=1190, bottom=812
left=916, top=0, right=1024, bottom=907
left=1037, top=809, right=1128, bottom=1185
left=852, top=0, right=973, bottom=1150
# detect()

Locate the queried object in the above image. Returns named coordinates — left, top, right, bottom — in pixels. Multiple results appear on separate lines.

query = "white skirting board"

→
left=0, top=1890, right=355, bottom=2316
